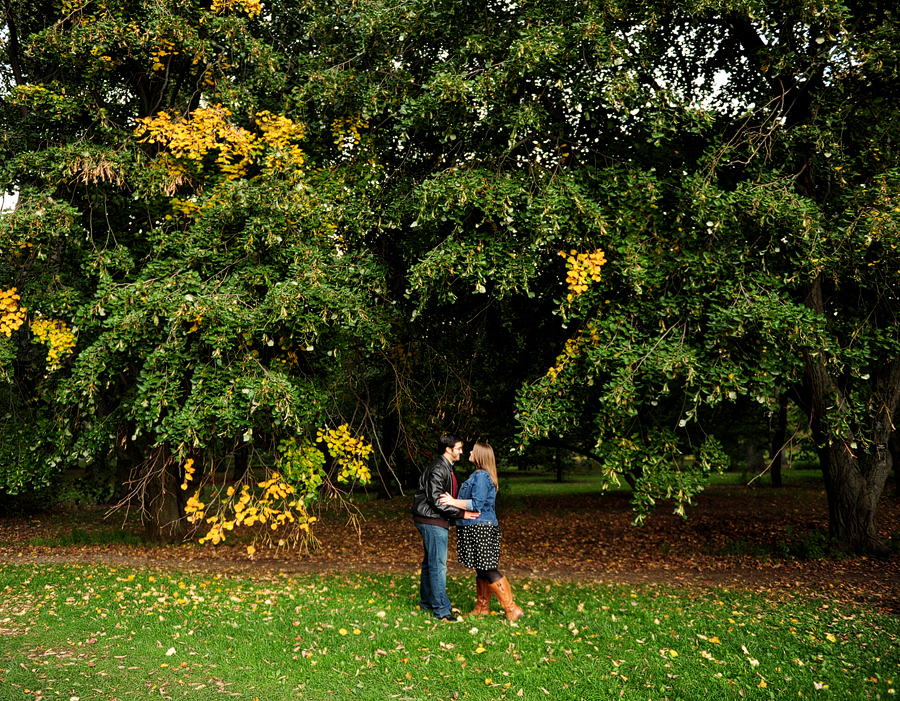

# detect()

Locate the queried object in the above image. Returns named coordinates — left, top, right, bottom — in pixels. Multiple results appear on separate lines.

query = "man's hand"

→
left=461, top=510, right=480, bottom=520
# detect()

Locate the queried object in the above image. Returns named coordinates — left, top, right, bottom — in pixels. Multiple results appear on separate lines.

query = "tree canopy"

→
left=1, top=0, right=898, bottom=552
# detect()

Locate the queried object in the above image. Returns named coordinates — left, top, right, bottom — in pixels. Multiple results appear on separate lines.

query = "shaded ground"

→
left=2, top=476, right=899, bottom=613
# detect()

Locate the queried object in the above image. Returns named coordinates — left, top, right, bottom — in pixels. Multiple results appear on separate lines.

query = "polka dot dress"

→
left=456, top=524, right=501, bottom=570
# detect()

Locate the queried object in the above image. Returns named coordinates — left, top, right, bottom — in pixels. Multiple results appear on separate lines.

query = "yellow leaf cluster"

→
left=332, top=115, right=369, bottom=153
left=137, top=105, right=255, bottom=181
left=197, top=472, right=317, bottom=547
left=546, top=322, right=602, bottom=381
left=191, top=425, right=369, bottom=555
left=560, top=248, right=607, bottom=300
left=257, top=111, right=307, bottom=172
left=150, top=39, right=177, bottom=72
left=316, top=424, right=373, bottom=484
left=180, top=458, right=196, bottom=490
left=184, top=490, right=206, bottom=525
left=30, top=317, right=76, bottom=369
left=211, top=0, right=262, bottom=18
left=0, top=288, right=27, bottom=337
left=135, top=106, right=306, bottom=187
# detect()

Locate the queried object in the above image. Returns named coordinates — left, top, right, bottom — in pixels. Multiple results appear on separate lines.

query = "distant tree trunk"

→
left=374, top=393, right=402, bottom=499
left=110, top=422, right=144, bottom=506
left=232, top=442, right=249, bottom=482
left=745, top=441, right=766, bottom=476
left=141, top=443, right=189, bottom=543
left=555, top=447, right=564, bottom=483
left=889, top=430, right=900, bottom=498
left=769, top=397, right=788, bottom=488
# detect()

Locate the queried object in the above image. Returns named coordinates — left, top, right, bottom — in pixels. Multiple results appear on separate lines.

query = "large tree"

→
left=0, top=0, right=386, bottom=542
left=509, top=1, right=900, bottom=552
left=276, top=0, right=899, bottom=551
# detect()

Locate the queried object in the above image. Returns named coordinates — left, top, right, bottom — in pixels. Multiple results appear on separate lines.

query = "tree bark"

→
left=769, top=397, right=788, bottom=488
left=744, top=441, right=766, bottom=477
left=804, top=280, right=900, bottom=553
left=141, top=443, right=188, bottom=543
left=231, top=442, right=249, bottom=482
left=802, top=278, right=900, bottom=553
left=370, top=389, right=401, bottom=499
left=890, top=430, right=900, bottom=498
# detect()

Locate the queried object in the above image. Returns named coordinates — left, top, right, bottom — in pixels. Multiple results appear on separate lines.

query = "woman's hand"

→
left=462, top=510, right=481, bottom=520
left=438, top=492, right=463, bottom=509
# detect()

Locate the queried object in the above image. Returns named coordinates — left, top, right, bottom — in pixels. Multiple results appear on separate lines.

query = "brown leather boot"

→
left=469, top=578, right=492, bottom=616
left=489, top=576, right=523, bottom=621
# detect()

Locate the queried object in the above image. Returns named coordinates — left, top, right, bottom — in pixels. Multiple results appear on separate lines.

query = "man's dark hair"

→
left=438, top=434, right=462, bottom=453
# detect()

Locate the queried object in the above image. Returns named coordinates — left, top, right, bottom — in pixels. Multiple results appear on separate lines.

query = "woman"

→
left=438, top=442, right=523, bottom=621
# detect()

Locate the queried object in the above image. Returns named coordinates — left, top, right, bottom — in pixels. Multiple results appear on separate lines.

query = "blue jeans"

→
left=415, top=522, right=451, bottom=619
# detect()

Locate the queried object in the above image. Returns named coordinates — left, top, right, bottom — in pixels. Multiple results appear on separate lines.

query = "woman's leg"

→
left=470, top=570, right=493, bottom=615
left=487, top=570, right=524, bottom=622
left=476, top=569, right=503, bottom=585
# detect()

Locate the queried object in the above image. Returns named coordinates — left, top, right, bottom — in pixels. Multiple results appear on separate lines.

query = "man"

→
left=411, top=434, right=479, bottom=621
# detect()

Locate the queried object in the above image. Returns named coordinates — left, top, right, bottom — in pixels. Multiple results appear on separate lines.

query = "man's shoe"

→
left=437, top=614, right=458, bottom=622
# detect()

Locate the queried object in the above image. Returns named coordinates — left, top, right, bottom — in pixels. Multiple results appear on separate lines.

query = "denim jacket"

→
left=452, top=469, right=497, bottom=526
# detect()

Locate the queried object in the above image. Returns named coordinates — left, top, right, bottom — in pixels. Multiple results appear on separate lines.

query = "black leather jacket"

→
left=411, top=455, right=464, bottom=525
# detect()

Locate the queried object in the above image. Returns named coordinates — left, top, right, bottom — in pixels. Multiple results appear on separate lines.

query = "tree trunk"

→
left=374, top=392, right=402, bottom=499
left=744, top=441, right=765, bottom=477
left=232, top=442, right=249, bottom=482
left=820, top=440, right=891, bottom=554
left=111, top=423, right=143, bottom=506
left=769, top=397, right=788, bottom=488
left=555, top=447, right=564, bottom=483
left=889, top=430, right=900, bottom=498
left=802, top=278, right=900, bottom=553
left=141, top=443, right=188, bottom=543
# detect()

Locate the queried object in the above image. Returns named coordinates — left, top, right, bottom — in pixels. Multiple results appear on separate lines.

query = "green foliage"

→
left=0, top=0, right=390, bottom=536
left=1, top=0, right=898, bottom=550
left=277, top=436, right=326, bottom=499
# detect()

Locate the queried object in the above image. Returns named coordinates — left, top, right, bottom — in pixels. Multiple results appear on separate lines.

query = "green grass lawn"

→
left=2, top=563, right=897, bottom=700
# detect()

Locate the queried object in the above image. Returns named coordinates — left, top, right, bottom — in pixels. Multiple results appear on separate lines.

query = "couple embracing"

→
left=411, top=434, right=524, bottom=622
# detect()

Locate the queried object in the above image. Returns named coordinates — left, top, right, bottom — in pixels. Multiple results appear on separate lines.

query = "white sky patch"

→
left=1, top=191, right=17, bottom=211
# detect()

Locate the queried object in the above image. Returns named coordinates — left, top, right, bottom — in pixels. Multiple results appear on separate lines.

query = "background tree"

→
left=511, top=0, right=900, bottom=551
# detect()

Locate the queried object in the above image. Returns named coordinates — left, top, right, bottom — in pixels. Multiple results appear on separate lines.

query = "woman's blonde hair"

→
left=471, top=442, right=499, bottom=491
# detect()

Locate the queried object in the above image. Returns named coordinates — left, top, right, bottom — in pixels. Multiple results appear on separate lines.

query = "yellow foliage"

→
left=211, top=0, right=262, bottom=18
left=190, top=427, right=370, bottom=556
left=195, top=472, right=311, bottom=549
left=135, top=106, right=307, bottom=194
left=0, top=288, right=27, bottom=337
left=30, top=316, right=76, bottom=370
left=257, top=111, right=307, bottom=172
left=560, top=248, right=607, bottom=300
left=546, top=322, right=603, bottom=381
left=136, top=105, right=256, bottom=181
left=332, top=115, right=369, bottom=153
left=180, top=458, right=196, bottom=491
left=317, top=424, right=373, bottom=484
left=184, top=491, right=206, bottom=525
